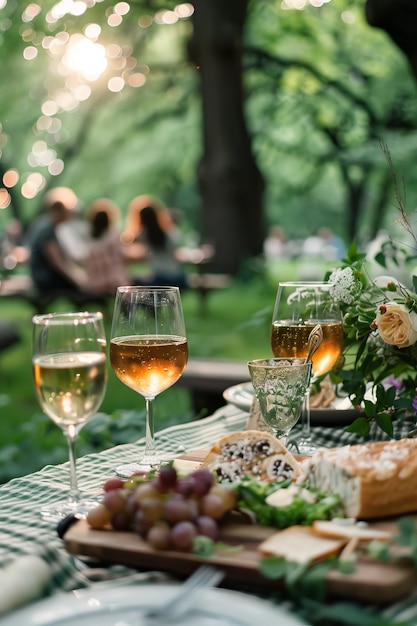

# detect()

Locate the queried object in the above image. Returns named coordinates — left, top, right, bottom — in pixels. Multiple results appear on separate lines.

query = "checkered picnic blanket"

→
left=0, top=403, right=415, bottom=617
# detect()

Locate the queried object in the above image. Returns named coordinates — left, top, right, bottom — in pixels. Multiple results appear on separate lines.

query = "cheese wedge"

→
left=259, top=525, right=347, bottom=563
left=173, top=458, right=203, bottom=473
left=312, top=520, right=391, bottom=542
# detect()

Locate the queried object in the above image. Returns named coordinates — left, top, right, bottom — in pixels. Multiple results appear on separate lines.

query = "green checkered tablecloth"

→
left=0, top=403, right=416, bottom=620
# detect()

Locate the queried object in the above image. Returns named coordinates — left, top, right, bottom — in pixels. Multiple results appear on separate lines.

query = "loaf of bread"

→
left=304, top=438, right=417, bottom=519
left=203, top=430, right=302, bottom=482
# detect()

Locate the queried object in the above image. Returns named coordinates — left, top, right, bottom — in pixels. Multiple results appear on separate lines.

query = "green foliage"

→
left=246, top=0, right=417, bottom=240
left=235, top=477, right=343, bottom=528
left=1, top=0, right=417, bottom=246
left=328, top=237, right=417, bottom=436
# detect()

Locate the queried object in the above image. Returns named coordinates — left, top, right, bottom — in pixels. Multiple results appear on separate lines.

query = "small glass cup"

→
left=247, top=357, right=312, bottom=443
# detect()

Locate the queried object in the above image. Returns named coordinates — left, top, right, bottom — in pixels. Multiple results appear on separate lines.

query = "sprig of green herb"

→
left=235, top=477, right=343, bottom=529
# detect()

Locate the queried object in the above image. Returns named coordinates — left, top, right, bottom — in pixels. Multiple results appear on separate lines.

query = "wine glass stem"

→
left=66, top=428, right=80, bottom=505
left=145, top=397, right=156, bottom=456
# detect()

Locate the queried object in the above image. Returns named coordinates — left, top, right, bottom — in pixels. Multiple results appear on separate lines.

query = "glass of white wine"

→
left=110, top=286, right=188, bottom=477
left=271, top=281, right=343, bottom=455
left=32, top=311, right=107, bottom=521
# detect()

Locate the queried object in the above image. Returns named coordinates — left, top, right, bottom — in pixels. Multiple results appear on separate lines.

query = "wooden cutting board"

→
left=62, top=448, right=417, bottom=604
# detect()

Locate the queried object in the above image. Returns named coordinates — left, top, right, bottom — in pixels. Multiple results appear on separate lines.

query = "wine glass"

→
left=32, top=311, right=107, bottom=521
left=248, top=357, right=312, bottom=442
left=110, top=286, right=188, bottom=477
left=270, top=281, right=343, bottom=455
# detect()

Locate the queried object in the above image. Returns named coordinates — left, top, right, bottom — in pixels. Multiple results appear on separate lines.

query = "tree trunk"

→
left=189, top=0, right=265, bottom=275
left=339, top=164, right=370, bottom=241
left=369, top=170, right=392, bottom=241
left=366, top=0, right=417, bottom=80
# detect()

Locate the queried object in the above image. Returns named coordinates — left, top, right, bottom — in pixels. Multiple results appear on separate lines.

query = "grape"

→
left=185, top=497, right=199, bottom=520
left=196, top=515, right=218, bottom=541
left=157, top=465, right=178, bottom=490
left=88, top=466, right=237, bottom=553
left=191, top=468, right=215, bottom=496
left=111, top=510, right=133, bottom=531
left=147, top=522, right=172, bottom=550
left=133, top=509, right=153, bottom=538
left=125, top=491, right=139, bottom=517
left=133, top=482, right=161, bottom=503
left=86, top=503, right=112, bottom=529
left=199, top=493, right=225, bottom=519
left=210, top=484, right=237, bottom=511
left=170, top=521, right=197, bottom=551
left=123, top=477, right=143, bottom=490
left=175, top=476, right=197, bottom=497
left=164, top=493, right=192, bottom=524
left=103, top=477, right=125, bottom=492
left=140, top=497, right=164, bottom=524
left=103, top=489, right=127, bottom=514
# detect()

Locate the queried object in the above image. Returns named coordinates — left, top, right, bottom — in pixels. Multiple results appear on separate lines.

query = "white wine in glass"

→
left=110, top=286, right=188, bottom=477
left=271, top=281, right=343, bottom=454
left=32, top=311, right=107, bottom=521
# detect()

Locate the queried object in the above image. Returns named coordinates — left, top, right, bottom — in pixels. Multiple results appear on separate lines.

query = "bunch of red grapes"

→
left=87, top=465, right=237, bottom=552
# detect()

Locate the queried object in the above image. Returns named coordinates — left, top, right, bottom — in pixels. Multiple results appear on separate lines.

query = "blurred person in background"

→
left=29, top=199, right=88, bottom=292
left=0, top=218, right=28, bottom=271
left=25, top=187, right=86, bottom=255
left=122, top=194, right=188, bottom=289
left=263, top=225, right=288, bottom=259
left=83, top=197, right=130, bottom=296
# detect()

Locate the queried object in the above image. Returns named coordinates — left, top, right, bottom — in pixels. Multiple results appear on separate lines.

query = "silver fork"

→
left=143, top=565, right=225, bottom=624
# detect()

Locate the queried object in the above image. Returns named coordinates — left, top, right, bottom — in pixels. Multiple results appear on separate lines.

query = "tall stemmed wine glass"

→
left=110, top=286, right=188, bottom=477
left=270, top=281, right=343, bottom=455
left=32, top=312, right=107, bottom=521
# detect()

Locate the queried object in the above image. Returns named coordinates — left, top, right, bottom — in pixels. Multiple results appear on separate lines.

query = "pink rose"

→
left=374, top=302, right=417, bottom=348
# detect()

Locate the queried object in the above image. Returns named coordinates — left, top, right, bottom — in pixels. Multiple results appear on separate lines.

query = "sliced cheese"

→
left=173, top=458, right=203, bottom=473
left=265, top=485, right=298, bottom=508
left=259, top=525, right=347, bottom=563
left=265, top=485, right=317, bottom=508
left=312, top=520, right=392, bottom=542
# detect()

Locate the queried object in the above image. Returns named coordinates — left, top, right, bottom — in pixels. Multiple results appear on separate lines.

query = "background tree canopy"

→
left=1, top=0, right=417, bottom=273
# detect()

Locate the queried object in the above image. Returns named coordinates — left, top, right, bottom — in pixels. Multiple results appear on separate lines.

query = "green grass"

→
left=0, top=257, right=329, bottom=483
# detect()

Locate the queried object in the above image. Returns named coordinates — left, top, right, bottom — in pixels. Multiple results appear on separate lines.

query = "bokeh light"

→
left=115, top=2, right=130, bottom=16
left=0, top=188, right=11, bottom=209
left=23, top=46, right=38, bottom=60
left=22, top=3, right=42, bottom=22
left=3, top=169, right=19, bottom=188
left=21, top=172, right=45, bottom=199
left=61, top=34, right=108, bottom=81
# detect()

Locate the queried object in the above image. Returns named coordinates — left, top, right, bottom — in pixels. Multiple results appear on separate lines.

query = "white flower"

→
left=328, top=267, right=359, bottom=305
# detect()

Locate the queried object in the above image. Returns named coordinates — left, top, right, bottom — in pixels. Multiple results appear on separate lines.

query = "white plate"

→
left=1, top=583, right=306, bottom=626
left=223, top=382, right=255, bottom=412
left=223, top=382, right=361, bottom=427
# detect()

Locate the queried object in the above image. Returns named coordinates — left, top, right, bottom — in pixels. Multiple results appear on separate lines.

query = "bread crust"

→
left=305, top=438, right=417, bottom=519
left=203, top=430, right=301, bottom=482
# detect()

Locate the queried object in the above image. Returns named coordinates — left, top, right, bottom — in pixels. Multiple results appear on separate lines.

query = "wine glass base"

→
left=116, top=454, right=168, bottom=478
left=293, top=438, right=318, bottom=456
left=40, top=498, right=99, bottom=523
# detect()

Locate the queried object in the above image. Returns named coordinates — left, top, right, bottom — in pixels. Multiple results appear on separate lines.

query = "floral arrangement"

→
left=326, top=240, right=417, bottom=437
left=325, top=143, right=417, bottom=438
